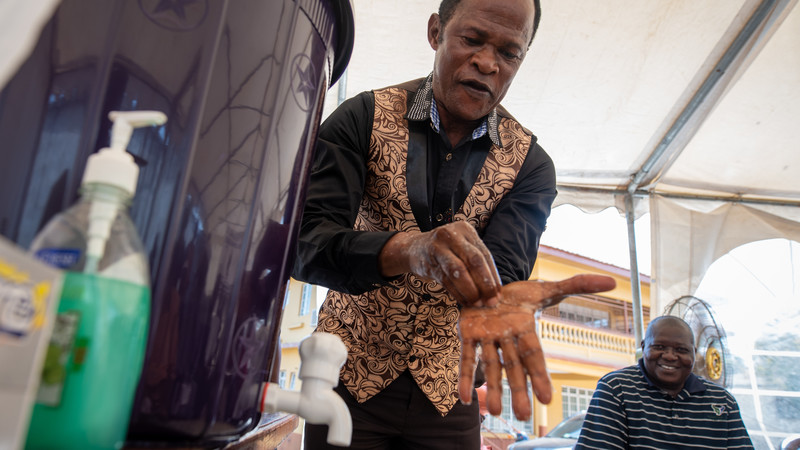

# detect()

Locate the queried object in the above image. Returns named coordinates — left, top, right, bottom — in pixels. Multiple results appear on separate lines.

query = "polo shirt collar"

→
left=637, top=358, right=707, bottom=396
left=405, top=73, right=501, bottom=147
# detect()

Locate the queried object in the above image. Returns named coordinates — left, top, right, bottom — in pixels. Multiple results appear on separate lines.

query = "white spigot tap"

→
left=261, top=332, right=351, bottom=446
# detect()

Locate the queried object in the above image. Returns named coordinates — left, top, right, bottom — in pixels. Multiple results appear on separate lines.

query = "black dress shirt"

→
left=293, top=78, right=557, bottom=294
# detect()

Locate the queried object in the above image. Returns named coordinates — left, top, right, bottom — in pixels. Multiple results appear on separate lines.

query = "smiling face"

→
left=427, top=0, right=535, bottom=134
left=642, top=317, right=696, bottom=396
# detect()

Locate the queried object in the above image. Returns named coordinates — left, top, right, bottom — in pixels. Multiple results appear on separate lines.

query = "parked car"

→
left=506, top=412, right=585, bottom=450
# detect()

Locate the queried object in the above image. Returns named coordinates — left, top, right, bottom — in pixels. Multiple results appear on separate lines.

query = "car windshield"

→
left=546, top=414, right=584, bottom=439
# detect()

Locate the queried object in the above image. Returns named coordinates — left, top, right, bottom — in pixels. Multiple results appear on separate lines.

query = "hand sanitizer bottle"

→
left=25, top=111, right=166, bottom=450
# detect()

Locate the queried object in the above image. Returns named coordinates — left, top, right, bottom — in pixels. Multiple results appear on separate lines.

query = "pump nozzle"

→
left=108, top=111, right=167, bottom=151
left=83, top=110, right=168, bottom=196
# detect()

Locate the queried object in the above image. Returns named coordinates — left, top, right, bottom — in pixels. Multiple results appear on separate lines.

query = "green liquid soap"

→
left=25, top=272, right=149, bottom=450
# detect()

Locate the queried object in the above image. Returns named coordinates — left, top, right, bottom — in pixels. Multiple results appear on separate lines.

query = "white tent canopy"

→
left=325, top=0, right=800, bottom=338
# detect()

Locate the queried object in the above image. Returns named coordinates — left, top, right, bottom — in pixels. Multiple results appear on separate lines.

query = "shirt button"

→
left=435, top=213, right=443, bottom=222
left=445, top=152, right=453, bottom=161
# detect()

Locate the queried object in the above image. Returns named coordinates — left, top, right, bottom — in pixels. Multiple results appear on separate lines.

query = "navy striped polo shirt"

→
left=575, top=359, right=753, bottom=449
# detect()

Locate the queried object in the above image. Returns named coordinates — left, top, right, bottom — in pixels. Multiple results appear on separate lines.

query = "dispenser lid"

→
left=330, top=0, right=354, bottom=85
left=83, top=147, right=140, bottom=195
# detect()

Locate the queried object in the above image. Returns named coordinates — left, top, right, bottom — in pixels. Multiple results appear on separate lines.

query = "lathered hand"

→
left=379, top=222, right=503, bottom=307
left=458, top=274, right=616, bottom=420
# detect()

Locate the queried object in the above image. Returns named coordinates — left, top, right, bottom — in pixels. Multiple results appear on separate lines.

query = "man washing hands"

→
left=381, top=225, right=616, bottom=422
left=292, top=0, right=616, bottom=447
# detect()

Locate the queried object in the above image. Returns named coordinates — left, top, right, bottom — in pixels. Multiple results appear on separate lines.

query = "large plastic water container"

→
left=0, top=0, right=353, bottom=445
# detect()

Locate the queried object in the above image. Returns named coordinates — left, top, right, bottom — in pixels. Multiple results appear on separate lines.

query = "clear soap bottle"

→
left=24, top=111, right=167, bottom=450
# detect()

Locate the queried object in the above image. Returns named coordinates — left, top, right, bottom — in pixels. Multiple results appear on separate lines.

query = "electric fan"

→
left=662, top=296, right=732, bottom=388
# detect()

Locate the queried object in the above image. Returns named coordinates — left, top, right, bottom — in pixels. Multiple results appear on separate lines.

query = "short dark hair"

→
left=644, top=316, right=695, bottom=346
left=437, top=0, right=541, bottom=47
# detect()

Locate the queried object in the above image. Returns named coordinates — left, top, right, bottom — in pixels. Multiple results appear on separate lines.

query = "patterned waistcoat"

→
left=316, top=85, right=532, bottom=415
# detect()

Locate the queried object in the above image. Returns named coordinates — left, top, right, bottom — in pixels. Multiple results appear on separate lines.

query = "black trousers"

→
left=303, top=370, right=481, bottom=449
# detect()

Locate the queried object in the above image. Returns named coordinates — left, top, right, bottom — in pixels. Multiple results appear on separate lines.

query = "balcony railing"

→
left=537, top=317, right=637, bottom=367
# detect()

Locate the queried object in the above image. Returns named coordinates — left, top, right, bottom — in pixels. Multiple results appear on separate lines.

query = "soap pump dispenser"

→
left=25, top=111, right=166, bottom=450
left=82, top=111, right=167, bottom=275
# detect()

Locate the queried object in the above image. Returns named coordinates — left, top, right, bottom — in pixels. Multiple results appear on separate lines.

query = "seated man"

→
left=575, top=315, right=753, bottom=449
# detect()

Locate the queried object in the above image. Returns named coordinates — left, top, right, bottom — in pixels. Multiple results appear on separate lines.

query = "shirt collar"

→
left=637, top=358, right=706, bottom=396
left=406, top=73, right=501, bottom=147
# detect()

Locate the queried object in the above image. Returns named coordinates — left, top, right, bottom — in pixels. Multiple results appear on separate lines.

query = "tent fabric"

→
left=323, top=0, right=799, bottom=202
left=651, top=195, right=800, bottom=314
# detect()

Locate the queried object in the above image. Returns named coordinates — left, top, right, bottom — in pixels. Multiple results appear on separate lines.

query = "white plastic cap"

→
left=82, top=110, right=167, bottom=195
left=83, top=147, right=139, bottom=196
left=298, top=332, right=348, bottom=386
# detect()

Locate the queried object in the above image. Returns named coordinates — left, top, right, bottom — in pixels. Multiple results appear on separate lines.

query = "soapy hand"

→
left=379, top=222, right=503, bottom=307
left=458, top=274, right=617, bottom=420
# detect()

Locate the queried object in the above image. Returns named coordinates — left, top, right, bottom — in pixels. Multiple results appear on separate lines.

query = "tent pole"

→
left=625, top=190, right=645, bottom=359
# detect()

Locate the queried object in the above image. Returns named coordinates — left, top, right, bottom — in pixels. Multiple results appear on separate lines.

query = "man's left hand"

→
left=458, top=274, right=616, bottom=420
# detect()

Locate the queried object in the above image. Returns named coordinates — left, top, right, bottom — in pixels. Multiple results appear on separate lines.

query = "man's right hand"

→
left=378, top=222, right=502, bottom=307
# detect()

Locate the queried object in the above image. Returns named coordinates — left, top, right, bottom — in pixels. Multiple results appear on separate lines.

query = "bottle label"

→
left=0, top=262, right=52, bottom=340
left=31, top=272, right=149, bottom=416
left=0, top=281, right=36, bottom=338
left=34, top=248, right=81, bottom=269
left=36, top=310, right=81, bottom=407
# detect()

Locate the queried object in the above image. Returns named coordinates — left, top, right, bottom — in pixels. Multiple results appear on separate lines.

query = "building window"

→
left=561, top=385, right=594, bottom=420
left=558, top=302, right=609, bottom=328
left=312, top=286, right=327, bottom=327
left=289, top=372, right=297, bottom=390
left=282, top=280, right=291, bottom=309
left=279, top=370, right=287, bottom=388
left=542, top=294, right=650, bottom=335
left=483, top=380, right=534, bottom=436
left=300, top=284, right=311, bottom=316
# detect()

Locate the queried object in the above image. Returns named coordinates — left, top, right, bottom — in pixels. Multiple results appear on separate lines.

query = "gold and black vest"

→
left=316, top=84, right=533, bottom=415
